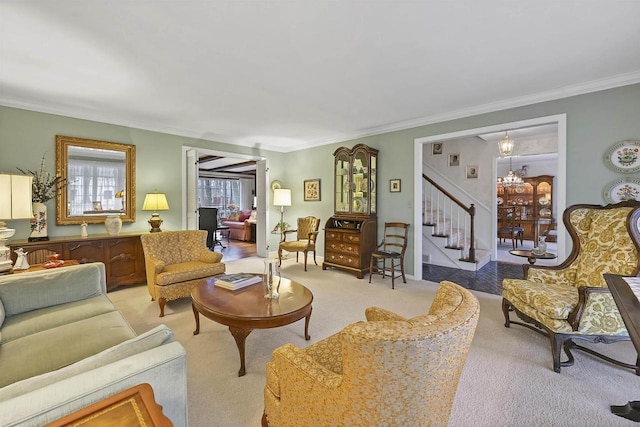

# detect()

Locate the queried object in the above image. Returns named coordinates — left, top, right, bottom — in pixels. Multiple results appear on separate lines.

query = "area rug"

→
left=109, top=256, right=639, bottom=426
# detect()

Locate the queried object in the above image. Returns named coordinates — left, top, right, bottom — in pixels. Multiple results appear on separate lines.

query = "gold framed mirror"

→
left=56, top=135, right=136, bottom=225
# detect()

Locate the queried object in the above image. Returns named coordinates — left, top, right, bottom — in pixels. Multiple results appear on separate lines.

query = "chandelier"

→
left=497, top=157, right=523, bottom=188
left=498, top=131, right=515, bottom=157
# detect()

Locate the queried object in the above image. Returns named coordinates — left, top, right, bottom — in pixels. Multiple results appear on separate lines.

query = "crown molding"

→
left=1, top=70, right=639, bottom=153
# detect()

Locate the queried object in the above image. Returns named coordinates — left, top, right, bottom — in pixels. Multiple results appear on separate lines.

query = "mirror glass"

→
left=56, top=135, right=136, bottom=224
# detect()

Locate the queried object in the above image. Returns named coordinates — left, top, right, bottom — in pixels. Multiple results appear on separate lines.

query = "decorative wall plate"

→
left=515, top=186, right=525, bottom=193
left=603, top=140, right=640, bottom=173
left=497, top=197, right=504, bottom=205
left=603, top=178, right=640, bottom=203
left=270, top=180, right=283, bottom=191
left=539, top=208, right=551, bottom=217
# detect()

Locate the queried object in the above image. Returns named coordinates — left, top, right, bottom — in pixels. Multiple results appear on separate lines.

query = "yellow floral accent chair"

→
left=262, top=281, right=480, bottom=427
left=140, top=230, right=225, bottom=317
left=277, top=216, right=320, bottom=271
left=502, top=201, right=640, bottom=373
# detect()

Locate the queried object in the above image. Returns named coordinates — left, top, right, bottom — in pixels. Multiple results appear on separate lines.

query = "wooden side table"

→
left=509, top=249, right=557, bottom=265
left=45, top=383, right=172, bottom=427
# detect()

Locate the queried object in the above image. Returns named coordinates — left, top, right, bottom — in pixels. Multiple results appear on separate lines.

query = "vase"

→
left=105, top=215, right=122, bottom=236
left=28, top=202, right=49, bottom=241
left=263, top=259, right=281, bottom=299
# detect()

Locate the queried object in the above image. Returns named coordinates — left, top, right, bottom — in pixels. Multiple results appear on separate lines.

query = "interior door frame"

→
left=181, top=146, right=269, bottom=257
left=413, top=113, right=567, bottom=275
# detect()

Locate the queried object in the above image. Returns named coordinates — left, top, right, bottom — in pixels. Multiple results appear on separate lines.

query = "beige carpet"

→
left=109, top=257, right=639, bottom=427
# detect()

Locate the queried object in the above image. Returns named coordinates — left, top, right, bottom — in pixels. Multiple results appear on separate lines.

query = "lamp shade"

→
left=0, top=174, right=33, bottom=220
left=273, top=188, right=291, bottom=207
left=142, top=192, right=170, bottom=211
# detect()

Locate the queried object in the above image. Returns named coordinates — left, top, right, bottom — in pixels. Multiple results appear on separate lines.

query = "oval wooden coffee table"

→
left=191, top=275, right=313, bottom=377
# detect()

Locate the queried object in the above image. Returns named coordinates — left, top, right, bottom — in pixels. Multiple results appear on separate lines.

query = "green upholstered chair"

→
left=502, top=201, right=640, bottom=373
left=263, top=281, right=480, bottom=427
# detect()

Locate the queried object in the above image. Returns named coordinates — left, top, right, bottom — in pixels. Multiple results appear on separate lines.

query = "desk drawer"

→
left=325, top=250, right=359, bottom=268
left=325, top=240, right=360, bottom=256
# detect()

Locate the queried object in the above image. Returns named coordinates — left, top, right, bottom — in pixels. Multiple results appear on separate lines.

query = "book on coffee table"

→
left=214, top=273, right=262, bottom=290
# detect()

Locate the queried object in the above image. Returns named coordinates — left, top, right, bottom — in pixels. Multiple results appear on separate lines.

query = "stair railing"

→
left=422, top=173, right=476, bottom=262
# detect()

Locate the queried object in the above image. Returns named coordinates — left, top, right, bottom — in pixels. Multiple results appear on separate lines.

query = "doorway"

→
left=182, top=146, right=269, bottom=258
left=413, top=114, right=567, bottom=275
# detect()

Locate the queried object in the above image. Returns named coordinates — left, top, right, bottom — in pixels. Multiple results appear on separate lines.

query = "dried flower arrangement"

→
left=17, top=153, right=67, bottom=203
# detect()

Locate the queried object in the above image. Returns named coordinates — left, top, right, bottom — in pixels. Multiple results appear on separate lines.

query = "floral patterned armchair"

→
left=262, top=281, right=480, bottom=426
left=502, top=201, right=640, bottom=373
left=140, top=230, right=225, bottom=317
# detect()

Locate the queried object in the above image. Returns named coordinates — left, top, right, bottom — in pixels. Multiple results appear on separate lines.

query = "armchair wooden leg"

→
left=502, top=298, right=512, bottom=327
left=303, top=251, right=308, bottom=271
left=158, top=297, right=166, bottom=318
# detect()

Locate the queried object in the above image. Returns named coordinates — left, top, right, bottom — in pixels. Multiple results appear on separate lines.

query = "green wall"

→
left=1, top=83, right=639, bottom=276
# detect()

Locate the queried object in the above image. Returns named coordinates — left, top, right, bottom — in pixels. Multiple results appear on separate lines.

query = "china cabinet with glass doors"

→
left=497, top=175, right=554, bottom=242
left=323, top=144, right=378, bottom=278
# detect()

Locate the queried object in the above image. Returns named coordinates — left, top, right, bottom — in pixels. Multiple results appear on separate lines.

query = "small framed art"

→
left=92, top=201, right=103, bottom=211
left=449, top=153, right=460, bottom=167
left=432, top=143, right=443, bottom=155
left=304, top=179, right=321, bottom=201
left=466, top=165, right=478, bottom=179
left=390, top=179, right=401, bottom=193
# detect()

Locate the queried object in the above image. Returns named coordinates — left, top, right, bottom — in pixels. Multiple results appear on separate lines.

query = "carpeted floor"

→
left=109, top=257, right=639, bottom=427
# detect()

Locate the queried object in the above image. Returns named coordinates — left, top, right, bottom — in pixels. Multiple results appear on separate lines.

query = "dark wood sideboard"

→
left=9, top=232, right=146, bottom=291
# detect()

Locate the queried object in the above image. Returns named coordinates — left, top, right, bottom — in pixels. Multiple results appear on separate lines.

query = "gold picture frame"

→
left=304, top=179, right=321, bottom=201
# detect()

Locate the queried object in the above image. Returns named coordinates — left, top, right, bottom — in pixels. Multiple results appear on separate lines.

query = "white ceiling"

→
left=2, top=1, right=640, bottom=153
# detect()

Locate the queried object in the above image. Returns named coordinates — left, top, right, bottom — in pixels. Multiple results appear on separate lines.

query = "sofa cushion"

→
left=0, top=294, right=116, bottom=344
left=239, top=212, right=251, bottom=221
left=0, top=324, right=173, bottom=401
left=228, top=211, right=241, bottom=221
left=156, top=261, right=225, bottom=286
left=0, top=263, right=104, bottom=317
left=0, top=310, right=135, bottom=388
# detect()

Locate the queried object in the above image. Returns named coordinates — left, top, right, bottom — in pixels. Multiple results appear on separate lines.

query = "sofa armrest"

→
left=0, top=342, right=188, bottom=427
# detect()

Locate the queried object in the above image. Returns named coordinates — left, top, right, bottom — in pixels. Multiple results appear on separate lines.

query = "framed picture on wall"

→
left=304, top=179, right=321, bottom=201
left=390, top=179, right=401, bottom=193
left=466, top=165, right=479, bottom=179
left=432, top=143, right=443, bottom=155
left=449, top=153, right=460, bottom=167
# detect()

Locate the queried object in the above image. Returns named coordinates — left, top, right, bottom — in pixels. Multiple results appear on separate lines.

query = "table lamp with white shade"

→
left=273, top=188, right=291, bottom=241
left=0, top=174, right=34, bottom=272
left=142, top=190, right=170, bottom=232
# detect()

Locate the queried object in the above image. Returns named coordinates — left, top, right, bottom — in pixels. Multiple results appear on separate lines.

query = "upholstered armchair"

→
left=263, top=281, right=480, bottom=427
left=502, top=201, right=640, bottom=373
left=277, top=216, right=320, bottom=271
left=140, top=230, right=225, bottom=317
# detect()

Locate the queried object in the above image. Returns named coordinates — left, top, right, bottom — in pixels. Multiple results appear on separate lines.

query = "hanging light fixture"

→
left=498, top=131, right=515, bottom=157
left=497, top=157, right=523, bottom=188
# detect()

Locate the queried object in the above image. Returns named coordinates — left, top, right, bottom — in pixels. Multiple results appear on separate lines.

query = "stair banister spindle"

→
left=457, top=207, right=461, bottom=248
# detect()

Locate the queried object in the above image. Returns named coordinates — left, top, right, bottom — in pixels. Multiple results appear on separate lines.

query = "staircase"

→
left=422, top=174, right=491, bottom=271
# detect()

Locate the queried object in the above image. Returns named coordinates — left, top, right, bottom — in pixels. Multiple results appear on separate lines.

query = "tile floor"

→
left=422, top=239, right=558, bottom=296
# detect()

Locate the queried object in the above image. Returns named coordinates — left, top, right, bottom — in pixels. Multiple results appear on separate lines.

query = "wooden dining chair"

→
left=498, top=206, right=524, bottom=249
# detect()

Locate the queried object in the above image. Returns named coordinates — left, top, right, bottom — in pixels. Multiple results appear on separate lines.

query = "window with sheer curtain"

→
left=67, top=159, right=125, bottom=215
left=198, top=178, right=241, bottom=217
